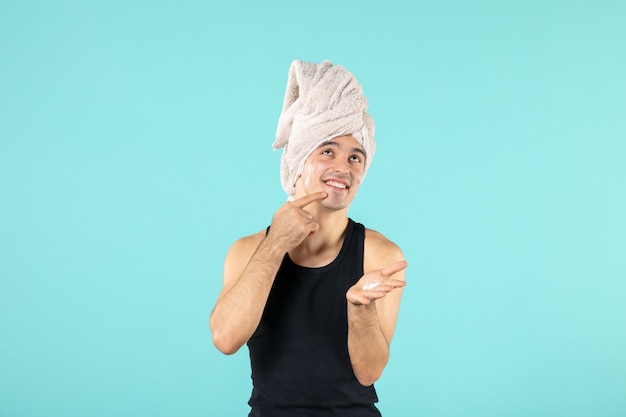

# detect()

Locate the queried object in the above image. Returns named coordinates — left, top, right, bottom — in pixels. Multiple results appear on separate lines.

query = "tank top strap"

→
left=348, top=218, right=365, bottom=278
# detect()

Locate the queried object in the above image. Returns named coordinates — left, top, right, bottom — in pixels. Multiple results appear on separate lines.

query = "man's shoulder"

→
left=229, top=230, right=266, bottom=255
left=363, top=227, right=404, bottom=272
left=364, top=227, right=401, bottom=251
left=223, top=230, right=267, bottom=277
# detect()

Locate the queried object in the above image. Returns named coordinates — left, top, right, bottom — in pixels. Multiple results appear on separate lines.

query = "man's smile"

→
left=324, top=179, right=350, bottom=190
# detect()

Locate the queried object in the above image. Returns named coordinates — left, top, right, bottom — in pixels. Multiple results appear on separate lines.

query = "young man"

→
left=210, top=60, right=407, bottom=417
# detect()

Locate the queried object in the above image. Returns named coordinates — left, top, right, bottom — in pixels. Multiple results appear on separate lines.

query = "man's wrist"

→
left=259, top=234, right=289, bottom=259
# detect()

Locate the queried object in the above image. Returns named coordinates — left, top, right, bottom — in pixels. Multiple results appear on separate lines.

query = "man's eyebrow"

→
left=318, top=141, right=367, bottom=158
left=352, top=147, right=366, bottom=158
left=318, top=140, right=339, bottom=148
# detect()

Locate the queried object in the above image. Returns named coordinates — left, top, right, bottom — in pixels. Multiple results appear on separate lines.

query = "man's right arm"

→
left=209, top=232, right=285, bottom=355
left=209, top=191, right=328, bottom=355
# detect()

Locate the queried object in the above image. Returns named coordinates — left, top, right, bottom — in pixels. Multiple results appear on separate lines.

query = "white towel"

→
left=273, top=60, right=376, bottom=197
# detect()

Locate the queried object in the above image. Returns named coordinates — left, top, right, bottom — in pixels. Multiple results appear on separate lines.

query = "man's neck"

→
left=288, top=208, right=350, bottom=268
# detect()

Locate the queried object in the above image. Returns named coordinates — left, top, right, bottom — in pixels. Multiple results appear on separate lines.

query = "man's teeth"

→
left=326, top=180, right=347, bottom=189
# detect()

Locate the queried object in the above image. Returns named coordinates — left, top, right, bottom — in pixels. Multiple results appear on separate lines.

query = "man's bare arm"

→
left=346, top=232, right=407, bottom=386
left=209, top=192, right=327, bottom=354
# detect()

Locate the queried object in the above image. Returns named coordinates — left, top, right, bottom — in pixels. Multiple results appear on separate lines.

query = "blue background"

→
left=1, top=1, right=625, bottom=416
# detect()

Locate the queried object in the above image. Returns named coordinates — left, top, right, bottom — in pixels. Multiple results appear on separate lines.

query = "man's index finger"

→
left=291, top=192, right=328, bottom=208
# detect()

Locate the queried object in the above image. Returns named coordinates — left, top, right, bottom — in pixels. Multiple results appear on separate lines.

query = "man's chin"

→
left=319, top=197, right=352, bottom=211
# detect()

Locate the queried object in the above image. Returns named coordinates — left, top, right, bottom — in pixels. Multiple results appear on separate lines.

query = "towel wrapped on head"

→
left=273, top=60, right=376, bottom=197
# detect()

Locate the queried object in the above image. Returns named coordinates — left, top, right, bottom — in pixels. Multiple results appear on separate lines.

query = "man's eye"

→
left=322, top=149, right=333, bottom=155
left=350, top=155, right=361, bottom=163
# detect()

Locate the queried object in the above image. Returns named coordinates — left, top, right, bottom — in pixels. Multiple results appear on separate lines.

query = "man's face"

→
left=294, top=135, right=367, bottom=211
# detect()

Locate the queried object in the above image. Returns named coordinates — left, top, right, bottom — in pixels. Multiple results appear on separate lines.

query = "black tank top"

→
left=247, top=219, right=381, bottom=417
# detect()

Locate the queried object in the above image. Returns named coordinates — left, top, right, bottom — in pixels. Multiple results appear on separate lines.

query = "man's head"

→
left=294, top=135, right=366, bottom=210
left=273, top=60, right=376, bottom=198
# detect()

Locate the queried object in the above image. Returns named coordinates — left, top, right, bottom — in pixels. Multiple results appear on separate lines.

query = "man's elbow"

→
left=209, top=318, right=243, bottom=355
left=354, top=369, right=382, bottom=387
left=212, top=334, right=241, bottom=355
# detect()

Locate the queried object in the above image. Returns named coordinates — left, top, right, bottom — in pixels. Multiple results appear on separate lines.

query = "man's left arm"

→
left=346, top=230, right=407, bottom=386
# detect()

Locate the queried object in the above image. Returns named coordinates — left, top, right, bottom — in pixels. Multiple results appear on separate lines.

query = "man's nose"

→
left=332, top=159, right=350, bottom=174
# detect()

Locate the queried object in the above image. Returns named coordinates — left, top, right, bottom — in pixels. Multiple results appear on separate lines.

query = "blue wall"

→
left=1, top=1, right=625, bottom=416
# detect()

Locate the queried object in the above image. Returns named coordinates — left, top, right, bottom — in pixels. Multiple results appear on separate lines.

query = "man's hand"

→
left=347, top=261, right=407, bottom=305
left=266, top=192, right=328, bottom=253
